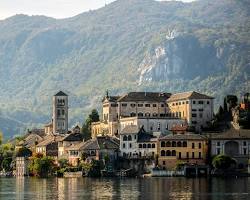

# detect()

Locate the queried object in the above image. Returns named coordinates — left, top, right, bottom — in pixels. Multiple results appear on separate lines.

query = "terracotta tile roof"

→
left=117, top=92, right=171, bottom=102
left=171, top=125, right=188, bottom=131
left=159, top=133, right=207, bottom=141
left=68, top=136, right=119, bottom=151
left=120, top=125, right=140, bottom=135
left=209, top=128, right=250, bottom=140
left=18, top=133, right=44, bottom=148
left=61, top=133, right=83, bottom=142
left=36, top=135, right=64, bottom=147
left=167, top=91, right=213, bottom=102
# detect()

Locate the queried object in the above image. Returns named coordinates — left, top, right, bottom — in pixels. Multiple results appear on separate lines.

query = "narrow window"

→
left=199, top=152, right=202, bottom=159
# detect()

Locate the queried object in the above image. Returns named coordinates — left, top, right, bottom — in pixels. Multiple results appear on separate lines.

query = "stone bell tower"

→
left=53, top=91, right=68, bottom=134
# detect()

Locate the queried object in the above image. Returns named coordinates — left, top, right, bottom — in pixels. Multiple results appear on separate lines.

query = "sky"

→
left=0, top=0, right=195, bottom=20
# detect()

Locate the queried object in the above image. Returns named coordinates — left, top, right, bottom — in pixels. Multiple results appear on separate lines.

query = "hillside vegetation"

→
left=0, top=0, right=249, bottom=138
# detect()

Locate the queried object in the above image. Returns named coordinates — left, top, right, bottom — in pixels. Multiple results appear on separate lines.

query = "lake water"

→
left=0, top=177, right=250, bottom=200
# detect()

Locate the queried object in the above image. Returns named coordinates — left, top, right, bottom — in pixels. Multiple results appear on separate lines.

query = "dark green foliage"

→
left=81, top=109, right=100, bottom=140
left=223, top=98, right=228, bottom=113
left=226, top=95, right=238, bottom=109
left=88, top=160, right=103, bottom=177
left=58, top=158, right=68, bottom=168
left=0, top=0, right=249, bottom=138
left=16, top=147, right=32, bottom=157
left=0, top=131, right=2, bottom=145
left=212, top=154, right=236, bottom=170
left=0, top=143, right=15, bottom=171
left=28, top=154, right=55, bottom=177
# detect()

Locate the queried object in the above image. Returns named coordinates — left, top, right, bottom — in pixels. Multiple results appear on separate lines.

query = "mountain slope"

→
left=0, top=0, right=249, bottom=138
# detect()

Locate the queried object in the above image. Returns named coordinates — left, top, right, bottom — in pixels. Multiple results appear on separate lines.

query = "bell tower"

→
left=53, top=91, right=68, bottom=134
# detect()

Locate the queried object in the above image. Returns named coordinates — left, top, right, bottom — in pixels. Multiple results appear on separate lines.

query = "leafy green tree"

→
left=81, top=109, right=100, bottom=140
left=0, top=143, right=14, bottom=171
left=58, top=158, right=68, bottom=168
left=212, top=154, right=236, bottom=170
left=0, top=131, right=3, bottom=145
left=28, top=154, right=55, bottom=177
left=88, top=160, right=103, bottom=177
left=223, top=98, right=228, bottom=113
left=16, top=147, right=32, bottom=157
left=89, top=109, right=100, bottom=122
left=1, top=157, right=12, bottom=171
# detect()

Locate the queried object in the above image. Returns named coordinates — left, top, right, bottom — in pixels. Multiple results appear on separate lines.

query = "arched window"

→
left=161, top=150, right=165, bottom=156
left=130, top=112, right=136, bottom=117
left=128, top=135, right=132, bottom=141
left=152, top=144, right=155, bottom=148
left=138, top=112, right=143, bottom=117
left=172, top=141, right=176, bottom=147
left=143, top=144, right=147, bottom=148
left=183, top=141, right=187, bottom=147
left=161, top=141, right=165, bottom=147
left=166, top=141, right=171, bottom=147
left=166, top=150, right=171, bottom=156
left=177, top=141, right=182, bottom=147
left=147, top=144, right=151, bottom=148
left=172, top=150, right=176, bottom=156
left=123, top=135, right=128, bottom=141
left=139, top=144, right=142, bottom=148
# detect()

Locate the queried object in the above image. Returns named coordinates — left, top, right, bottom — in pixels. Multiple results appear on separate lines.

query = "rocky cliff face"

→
left=138, top=30, right=228, bottom=85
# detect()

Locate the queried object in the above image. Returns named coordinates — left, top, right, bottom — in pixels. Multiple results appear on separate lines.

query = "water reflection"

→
left=0, top=177, right=250, bottom=199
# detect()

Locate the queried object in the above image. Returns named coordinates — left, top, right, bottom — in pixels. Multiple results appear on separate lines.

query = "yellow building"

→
left=158, top=133, right=208, bottom=169
left=167, top=91, right=214, bottom=131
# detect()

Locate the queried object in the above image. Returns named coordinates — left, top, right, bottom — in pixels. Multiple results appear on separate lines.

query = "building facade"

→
left=158, top=133, right=208, bottom=169
left=92, top=92, right=172, bottom=137
left=120, top=125, right=158, bottom=158
left=167, top=91, right=214, bottom=131
left=16, top=157, right=29, bottom=176
left=53, top=91, right=68, bottom=134
left=119, top=116, right=186, bottom=134
left=210, top=128, right=250, bottom=168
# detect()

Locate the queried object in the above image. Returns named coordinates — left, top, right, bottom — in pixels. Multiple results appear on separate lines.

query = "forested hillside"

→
left=0, top=0, right=249, bottom=138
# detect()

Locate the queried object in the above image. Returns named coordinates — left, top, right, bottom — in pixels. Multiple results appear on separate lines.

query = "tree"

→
left=0, top=131, right=3, bottom=145
left=16, top=147, right=32, bottom=157
left=89, top=109, right=100, bottom=122
left=28, top=154, right=55, bottom=177
left=81, top=109, right=100, bottom=140
left=223, top=97, right=228, bottom=113
left=58, top=158, right=68, bottom=168
left=0, top=143, right=14, bottom=171
left=212, top=155, right=236, bottom=170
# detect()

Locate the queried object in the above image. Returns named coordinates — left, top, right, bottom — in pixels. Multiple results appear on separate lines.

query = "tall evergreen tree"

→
left=81, top=109, right=100, bottom=140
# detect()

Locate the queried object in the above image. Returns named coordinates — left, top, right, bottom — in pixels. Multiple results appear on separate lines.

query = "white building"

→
left=120, top=116, right=186, bottom=134
left=120, top=125, right=158, bottom=158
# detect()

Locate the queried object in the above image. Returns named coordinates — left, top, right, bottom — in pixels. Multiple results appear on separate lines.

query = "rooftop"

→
left=159, top=133, right=207, bottom=141
left=68, top=136, right=119, bottom=151
left=208, top=128, right=250, bottom=140
left=54, top=91, right=68, bottom=96
left=117, top=92, right=171, bottom=102
left=167, top=91, right=214, bottom=102
left=120, top=125, right=139, bottom=135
